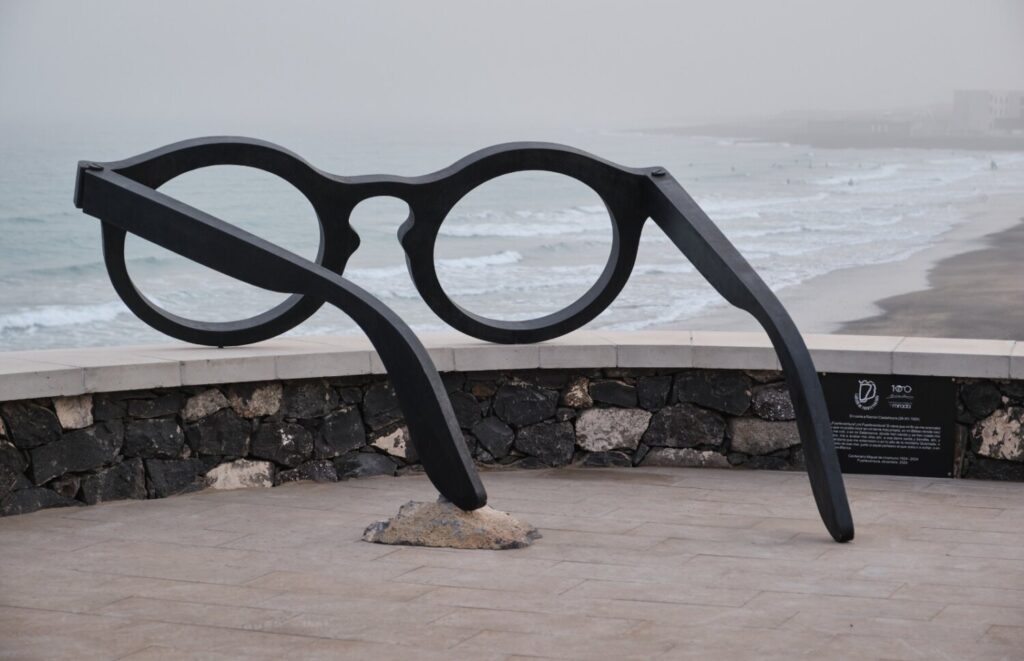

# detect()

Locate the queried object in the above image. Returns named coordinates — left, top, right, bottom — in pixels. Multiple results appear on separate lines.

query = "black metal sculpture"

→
left=74, top=137, right=854, bottom=542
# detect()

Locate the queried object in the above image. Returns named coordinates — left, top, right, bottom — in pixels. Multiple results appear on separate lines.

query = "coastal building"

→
left=952, top=89, right=1024, bottom=133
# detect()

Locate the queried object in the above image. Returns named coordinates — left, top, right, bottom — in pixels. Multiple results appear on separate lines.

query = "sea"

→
left=2, top=124, right=1024, bottom=351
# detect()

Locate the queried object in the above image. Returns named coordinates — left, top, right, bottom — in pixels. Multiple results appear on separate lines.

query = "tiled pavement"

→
left=1, top=467, right=1023, bottom=660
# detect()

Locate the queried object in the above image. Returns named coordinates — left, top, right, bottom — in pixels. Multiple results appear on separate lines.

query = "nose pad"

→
left=343, top=196, right=421, bottom=305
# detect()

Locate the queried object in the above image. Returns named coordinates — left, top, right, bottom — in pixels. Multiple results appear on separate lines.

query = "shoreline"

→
left=667, top=191, right=1024, bottom=339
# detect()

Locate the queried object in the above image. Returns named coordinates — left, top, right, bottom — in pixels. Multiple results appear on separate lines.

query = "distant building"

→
left=952, top=90, right=1024, bottom=133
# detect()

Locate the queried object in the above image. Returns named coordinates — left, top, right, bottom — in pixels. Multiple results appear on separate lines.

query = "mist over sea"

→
left=2, top=125, right=1023, bottom=351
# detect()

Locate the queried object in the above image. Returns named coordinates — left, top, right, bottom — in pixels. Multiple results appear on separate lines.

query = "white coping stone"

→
left=1011, top=342, right=1024, bottom=380
left=608, top=330, right=693, bottom=369
left=805, top=333, right=901, bottom=375
left=0, top=356, right=85, bottom=401
left=691, top=330, right=779, bottom=370
left=892, top=336, right=1014, bottom=379
left=538, top=332, right=618, bottom=369
left=0, top=331, right=1020, bottom=401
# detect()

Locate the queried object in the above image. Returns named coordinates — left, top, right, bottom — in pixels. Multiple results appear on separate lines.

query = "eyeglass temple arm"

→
left=74, top=163, right=487, bottom=511
left=645, top=171, right=854, bottom=543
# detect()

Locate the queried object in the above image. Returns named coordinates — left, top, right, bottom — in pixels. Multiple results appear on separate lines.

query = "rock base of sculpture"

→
left=363, top=498, right=541, bottom=550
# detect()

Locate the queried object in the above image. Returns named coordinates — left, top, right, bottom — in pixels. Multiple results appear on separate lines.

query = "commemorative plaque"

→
left=820, top=373, right=957, bottom=477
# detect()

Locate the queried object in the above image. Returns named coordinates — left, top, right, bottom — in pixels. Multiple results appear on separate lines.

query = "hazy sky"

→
left=1, top=0, right=1023, bottom=131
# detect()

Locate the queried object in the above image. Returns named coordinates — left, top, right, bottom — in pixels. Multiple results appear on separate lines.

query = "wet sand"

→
left=839, top=218, right=1024, bottom=340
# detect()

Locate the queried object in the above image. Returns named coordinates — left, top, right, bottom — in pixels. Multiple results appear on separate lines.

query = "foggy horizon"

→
left=2, top=0, right=1023, bottom=134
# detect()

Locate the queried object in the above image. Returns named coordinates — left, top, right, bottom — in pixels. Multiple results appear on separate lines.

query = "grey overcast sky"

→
left=1, top=0, right=1022, bottom=131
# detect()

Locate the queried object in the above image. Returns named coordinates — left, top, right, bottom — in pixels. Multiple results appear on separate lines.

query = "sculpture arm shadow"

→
left=74, top=164, right=486, bottom=511
left=645, top=172, right=854, bottom=543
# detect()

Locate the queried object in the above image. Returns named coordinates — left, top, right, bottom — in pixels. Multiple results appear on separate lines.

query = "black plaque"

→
left=820, top=373, right=957, bottom=477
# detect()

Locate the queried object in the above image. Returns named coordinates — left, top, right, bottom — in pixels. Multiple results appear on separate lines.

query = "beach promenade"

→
left=2, top=467, right=1024, bottom=659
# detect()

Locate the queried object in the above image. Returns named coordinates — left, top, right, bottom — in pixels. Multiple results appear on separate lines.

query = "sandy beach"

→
left=676, top=191, right=1024, bottom=341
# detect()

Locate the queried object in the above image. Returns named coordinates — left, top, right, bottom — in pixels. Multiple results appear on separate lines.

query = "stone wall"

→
left=1, top=368, right=1022, bottom=516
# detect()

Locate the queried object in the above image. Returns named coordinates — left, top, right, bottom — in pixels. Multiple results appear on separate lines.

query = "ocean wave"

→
left=815, top=163, right=906, bottom=186
left=0, top=301, right=126, bottom=332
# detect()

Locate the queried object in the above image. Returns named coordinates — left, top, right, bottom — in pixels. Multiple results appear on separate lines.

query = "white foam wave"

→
left=0, top=302, right=126, bottom=332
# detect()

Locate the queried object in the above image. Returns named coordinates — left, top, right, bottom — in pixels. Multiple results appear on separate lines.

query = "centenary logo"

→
left=854, top=379, right=880, bottom=410
left=887, top=383, right=914, bottom=410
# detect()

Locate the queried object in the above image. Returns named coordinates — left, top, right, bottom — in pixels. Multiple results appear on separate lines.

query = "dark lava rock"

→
left=334, top=452, right=397, bottom=479
left=0, top=464, right=19, bottom=500
left=336, top=387, right=363, bottom=405
left=962, top=382, right=1003, bottom=419
left=276, top=459, right=339, bottom=484
left=521, top=372, right=571, bottom=390
left=632, top=443, right=650, bottom=466
left=1, top=402, right=62, bottom=449
left=317, top=406, right=366, bottom=458
left=583, top=451, right=632, bottom=467
left=743, top=455, right=790, bottom=471
left=48, top=474, right=81, bottom=499
left=673, top=371, right=752, bottom=416
left=637, top=376, right=673, bottom=411
left=81, top=458, right=146, bottom=504
left=124, top=418, right=184, bottom=459
left=441, top=372, right=466, bottom=393
left=642, top=403, right=726, bottom=449
left=751, top=383, right=795, bottom=421
left=965, top=457, right=1024, bottom=481
left=493, top=383, right=558, bottom=427
left=251, top=421, right=314, bottom=467
left=127, top=393, right=182, bottom=419
left=0, top=440, right=26, bottom=474
left=554, top=407, right=575, bottom=422
left=364, top=382, right=402, bottom=430
left=999, top=381, right=1024, bottom=402
left=281, top=379, right=338, bottom=419
left=1, top=487, right=80, bottom=516
left=471, top=417, right=515, bottom=459
left=92, top=393, right=128, bottom=422
left=145, top=458, right=207, bottom=498
left=514, top=421, right=575, bottom=467
left=29, top=420, right=123, bottom=485
left=512, top=457, right=551, bottom=470
left=448, top=391, right=481, bottom=429
left=589, top=380, right=637, bottom=408
left=184, top=409, right=249, bottom=458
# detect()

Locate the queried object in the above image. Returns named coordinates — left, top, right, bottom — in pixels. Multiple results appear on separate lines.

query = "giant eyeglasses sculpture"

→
left=74, top=138, right=854, bottom=542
